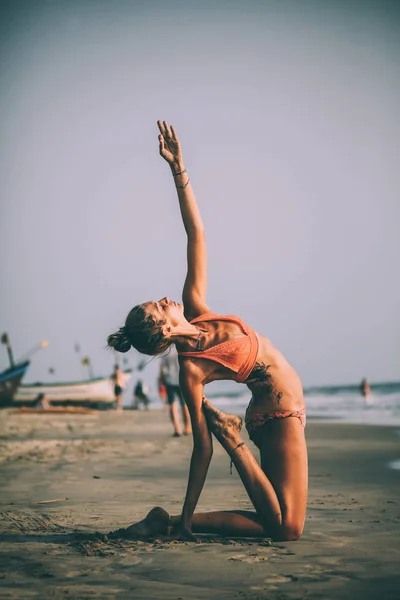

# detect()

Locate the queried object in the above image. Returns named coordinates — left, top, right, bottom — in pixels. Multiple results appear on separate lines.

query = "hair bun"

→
left=107, top=327, right=131, bottom=353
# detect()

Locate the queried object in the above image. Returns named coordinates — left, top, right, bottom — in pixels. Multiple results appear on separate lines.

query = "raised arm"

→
left=157, top=120, right=209, bottom=320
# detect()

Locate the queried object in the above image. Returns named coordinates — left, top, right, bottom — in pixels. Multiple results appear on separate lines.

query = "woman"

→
left=108, top=121, right=308, bottom=542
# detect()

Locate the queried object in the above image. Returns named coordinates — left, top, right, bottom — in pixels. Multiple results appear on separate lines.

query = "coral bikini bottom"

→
left=245, top=406, right=306, bottom=448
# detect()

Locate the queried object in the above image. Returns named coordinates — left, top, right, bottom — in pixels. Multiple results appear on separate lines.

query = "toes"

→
left=235, top=416, right=244, bottom=432
left=118, top=507, right=170, bottom=540
left=202, top=396, right=214, bottom=408
left=123, top=520, right=149, bottom=539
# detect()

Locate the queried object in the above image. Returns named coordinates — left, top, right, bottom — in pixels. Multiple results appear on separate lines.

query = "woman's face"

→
left=144, top=297, right=184, bottom=327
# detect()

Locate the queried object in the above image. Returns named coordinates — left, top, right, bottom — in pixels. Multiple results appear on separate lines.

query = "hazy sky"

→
left=1, top=0, right=399, bottom=389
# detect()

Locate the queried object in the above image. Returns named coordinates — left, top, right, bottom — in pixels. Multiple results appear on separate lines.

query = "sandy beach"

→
left=0, top=408, right=399, bottom=600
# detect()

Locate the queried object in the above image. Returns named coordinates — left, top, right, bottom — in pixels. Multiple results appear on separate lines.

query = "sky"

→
left=0, top=0, right=399, bottom=391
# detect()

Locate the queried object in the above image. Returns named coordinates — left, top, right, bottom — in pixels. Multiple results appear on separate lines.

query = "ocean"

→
left=203, top=380, right=400, bottom=427
left=145, top=380, right=400, bottom=427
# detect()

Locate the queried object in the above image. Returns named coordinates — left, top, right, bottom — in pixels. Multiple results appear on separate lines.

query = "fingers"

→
left=171, top=529, right=197, bottom=541
left=157, top=120, right=180, bottom=162
left=157, top=120, right=165, bottom=136
left=164, top=121, right=173, bottom=138
left=157, top=120, right=175, bottom=139
left=158, top=134, right=165, bottom=154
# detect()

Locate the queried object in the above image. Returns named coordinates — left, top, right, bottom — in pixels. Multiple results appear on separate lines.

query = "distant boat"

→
left=1, top=333, right=47, bottom=408
left=14, top=370, right=132, bottom=407
left=0, top=361, right=30, bottom=407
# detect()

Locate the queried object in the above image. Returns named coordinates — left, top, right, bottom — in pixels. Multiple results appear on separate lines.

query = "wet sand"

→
left=0, top=408, right=399, bottom=599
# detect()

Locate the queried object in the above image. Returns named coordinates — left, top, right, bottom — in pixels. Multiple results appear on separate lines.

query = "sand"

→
left=0, top=408, right=399, bottom=600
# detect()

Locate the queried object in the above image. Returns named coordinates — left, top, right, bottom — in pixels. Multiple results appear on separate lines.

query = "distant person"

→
left=360, top=378, right=372, bottom=406
left=112, top=365, right=125, bottom=411
left=35, top=393, right=52, bottom=410
left=133, top=379, right=150, bottom=410
left=158, top=381, right=167, bottom=406
left=159, top=346, right=192, bottom=437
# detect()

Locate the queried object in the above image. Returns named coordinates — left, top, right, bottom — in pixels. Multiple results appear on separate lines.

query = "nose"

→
left=160, top=297, right=170, bottom=304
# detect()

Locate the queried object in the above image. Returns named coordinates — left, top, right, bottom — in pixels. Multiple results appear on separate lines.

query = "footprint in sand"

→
left=0, top=511, right=67, bottom=534
left=264, top=574, right=293, bottom=583
left=317, top=556, right=343, bottom=566
left=77, top=538, right=156, bottom=561
left=248, top=574, right=295, bottom=592
left=119, top=555, right=153, bottom=566
left=228, top=553, right=269, bottom=563
left=288, top=564, right=339, bottom=583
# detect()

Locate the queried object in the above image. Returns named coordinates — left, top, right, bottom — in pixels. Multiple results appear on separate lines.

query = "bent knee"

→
left=276, top=523, right=303, bottom=542
left=283, top=526, right=302, bottom=541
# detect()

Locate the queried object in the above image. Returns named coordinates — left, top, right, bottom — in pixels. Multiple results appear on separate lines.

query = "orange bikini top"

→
left=177, top=313, right=259, bottom=383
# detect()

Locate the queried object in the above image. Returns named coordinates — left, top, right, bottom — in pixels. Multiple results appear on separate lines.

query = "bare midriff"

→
left=180, top=326, right=304, bottom=417
left=244, top=333, right=304, bottom=419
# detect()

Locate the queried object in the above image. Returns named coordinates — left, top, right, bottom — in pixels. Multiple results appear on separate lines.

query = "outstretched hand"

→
left=157, top=120, right=183, bottom=167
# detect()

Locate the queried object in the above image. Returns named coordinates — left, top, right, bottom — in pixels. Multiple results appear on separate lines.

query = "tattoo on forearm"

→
left=248, top=362, right=283, bottom=403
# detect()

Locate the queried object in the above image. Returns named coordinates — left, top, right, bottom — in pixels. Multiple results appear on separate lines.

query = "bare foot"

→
left=202, top=397, right=242, bottom=447
left=118, top=507, right=170, bottom=539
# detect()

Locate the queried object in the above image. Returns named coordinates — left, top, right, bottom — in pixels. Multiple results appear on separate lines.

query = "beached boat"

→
left=1, top=333, right=49, bottom=407
left=14, top=370, right=132, bottom=407
left=0, top=361, right=30, bottom=407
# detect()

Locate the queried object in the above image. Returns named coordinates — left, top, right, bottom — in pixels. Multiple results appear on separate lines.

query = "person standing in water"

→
left=360, top=377, right=372, bottom=406
left=107, top=121, right=307, bottom=541
left=159, top=346, right=192, bottom=437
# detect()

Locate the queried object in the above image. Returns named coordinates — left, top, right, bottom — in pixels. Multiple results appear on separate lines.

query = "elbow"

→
left=187, top=227, right=205, bottom=239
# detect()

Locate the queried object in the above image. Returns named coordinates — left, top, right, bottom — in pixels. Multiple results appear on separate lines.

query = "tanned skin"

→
left=122, top=121, right=308, bottom=542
